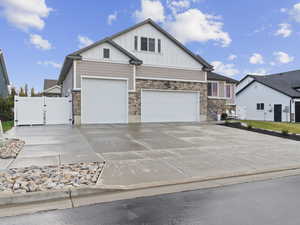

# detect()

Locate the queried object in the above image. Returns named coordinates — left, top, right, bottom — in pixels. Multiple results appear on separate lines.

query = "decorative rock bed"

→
left=0, top=139, right=25, bottom=159
left=0, top=162, right=105, bottom=193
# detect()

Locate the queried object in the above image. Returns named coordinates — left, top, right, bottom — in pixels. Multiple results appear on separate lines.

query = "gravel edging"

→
left=0, top=162, right=105, bottom=194
left=0, top=139, right=25, bottom=159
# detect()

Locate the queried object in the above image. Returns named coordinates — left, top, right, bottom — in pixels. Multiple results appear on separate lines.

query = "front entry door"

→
left=274, top=104, right=282, bottom=122
left=295, top=102, right=300, bottom=123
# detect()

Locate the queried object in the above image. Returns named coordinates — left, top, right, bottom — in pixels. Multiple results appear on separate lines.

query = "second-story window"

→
left=149, top=38, right=155, bottom=52
left=208, top=82, right=218, bottom=97
left=141, top=37, right=148, bottom=51
left=158, top=39, right=161, bottom=53
left=103, top=48, right=110, bottom=59
left=134, top=36, right=138, bottom=50
left=225, top=84, right=231, bottom=98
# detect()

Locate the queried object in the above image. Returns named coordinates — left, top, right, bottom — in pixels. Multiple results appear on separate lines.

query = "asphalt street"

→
left=1, top=175, right=300, bottom=225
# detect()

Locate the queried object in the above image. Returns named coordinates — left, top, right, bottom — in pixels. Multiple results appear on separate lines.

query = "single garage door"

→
left=141, top=90, right=200, bottom=123
left=81, top=77, right=128, bottom=124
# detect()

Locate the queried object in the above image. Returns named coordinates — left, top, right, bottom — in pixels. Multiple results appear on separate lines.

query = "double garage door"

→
left=81, top=77, right=200, bottom=124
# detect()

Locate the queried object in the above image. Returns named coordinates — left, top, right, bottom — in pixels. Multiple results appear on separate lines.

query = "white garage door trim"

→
left=141, top=89, right=200, bottom=123
left=81, top=76, right=128, bottom=124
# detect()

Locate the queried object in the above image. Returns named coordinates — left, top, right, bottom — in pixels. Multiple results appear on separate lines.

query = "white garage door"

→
left=141, top=90, right=200, bottom=123
left=81, top=77, right=128, bottom=124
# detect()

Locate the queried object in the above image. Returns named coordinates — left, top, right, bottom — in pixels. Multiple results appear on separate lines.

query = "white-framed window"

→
left=256, top=103, right=264, bottom=110
left=103, top=48, right=110, bottom=59
left=225, top=84, right=231, bottom=98
left=208, top=82, right=218, bottom=97
left=139, top=37, right=160, bottom=53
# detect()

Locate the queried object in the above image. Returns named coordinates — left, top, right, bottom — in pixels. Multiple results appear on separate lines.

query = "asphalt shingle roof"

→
left=240, top=70, right=300, bottom=98
left=207, top=72, right=238, bottom=83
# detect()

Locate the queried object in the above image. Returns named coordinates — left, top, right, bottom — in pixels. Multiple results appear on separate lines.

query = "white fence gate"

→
left=14, top=96, right=72, bottom=126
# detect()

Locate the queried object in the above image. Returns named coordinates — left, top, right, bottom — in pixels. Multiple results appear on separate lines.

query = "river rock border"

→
left=0, top=162, right=105, bottom=194
left=0, top=139, right=25, bottom=159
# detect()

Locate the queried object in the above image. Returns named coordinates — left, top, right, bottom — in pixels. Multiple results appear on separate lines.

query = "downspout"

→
left=133, top=64, right=136, bottom=92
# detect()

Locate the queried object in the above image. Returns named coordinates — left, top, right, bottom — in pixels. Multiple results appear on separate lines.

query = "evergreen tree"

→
left=30, top=87, right=35, bottom=97
left=19, top=87, right=26, bottom=97
left=10, top=87, right=17, bottom=97
left=24, top=84, right=28, bottom=97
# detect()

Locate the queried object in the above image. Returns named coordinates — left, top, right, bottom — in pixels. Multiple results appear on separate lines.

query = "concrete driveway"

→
left=2, top=123, right=300, bottom=188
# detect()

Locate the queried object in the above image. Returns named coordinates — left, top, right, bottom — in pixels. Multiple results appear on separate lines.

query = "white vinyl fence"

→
left=14, top=96, right=72, bottom=126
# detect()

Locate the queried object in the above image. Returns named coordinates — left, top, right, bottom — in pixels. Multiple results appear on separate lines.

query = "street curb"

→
left=1, top=165, right=300, bottom=208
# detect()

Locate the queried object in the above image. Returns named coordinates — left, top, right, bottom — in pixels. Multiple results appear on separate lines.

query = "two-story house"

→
left=0, top=50, right=10, bottom=98
left=58, top=19, right=215, bottom=124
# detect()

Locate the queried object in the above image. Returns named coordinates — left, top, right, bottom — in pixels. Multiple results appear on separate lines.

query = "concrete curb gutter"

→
left=1, top=166, right=300, bottom=217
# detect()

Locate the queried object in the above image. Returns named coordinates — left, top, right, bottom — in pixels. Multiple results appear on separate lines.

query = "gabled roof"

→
left=0, top=50, right=9, bottom=85
left=236, top=70, right=300, bottom=98
left=58, top=18, right=213, bottom=84
left=207, top=72, right=238, bottom=83
left=44, top=79, right=58, bottom=90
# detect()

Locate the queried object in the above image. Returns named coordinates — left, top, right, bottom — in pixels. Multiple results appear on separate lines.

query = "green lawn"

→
left=237, top=120, right=300, bottom=134
left=1, top=121, right=13, bottom=133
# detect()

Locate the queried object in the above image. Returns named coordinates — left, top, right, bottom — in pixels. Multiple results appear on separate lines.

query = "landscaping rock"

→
left=0, top=162, right=104, bottom=193
left=0, top=139, right=25, bottom=159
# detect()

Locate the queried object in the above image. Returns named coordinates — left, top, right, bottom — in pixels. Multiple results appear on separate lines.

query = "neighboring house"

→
left=58, top=19, right=214, bottom=125
left=43, top=79, right=61, bottom=97
left=236, top=70, right=300, bottom=122
left=0, top=50, right=10, bottom=98
left=207, top=72, right=238, bottom=120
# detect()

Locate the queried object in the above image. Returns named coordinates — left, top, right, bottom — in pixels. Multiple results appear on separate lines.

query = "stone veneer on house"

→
left=129, top=79, right=207, bottom=122
left=207, top=98, right=236, bottom=120
left=71, top=79, right=208, bottom=124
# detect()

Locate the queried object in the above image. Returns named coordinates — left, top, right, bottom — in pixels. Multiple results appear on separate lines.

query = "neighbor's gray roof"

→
left=0, top=50, right=9, bottom=85
left=58, top=19, right=213, bottom=84
left=207, top=72, right=238, bottom=83
left=44, top=79, right=58, bottom=90
left=236, top=70, right=300, bottom=98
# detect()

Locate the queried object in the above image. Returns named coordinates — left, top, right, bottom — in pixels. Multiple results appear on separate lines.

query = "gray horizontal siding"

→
left=76, top=60, right=134, bottom=90
left=136, top=66, right=206, bottom=82
left=62, top=65, right=73, bottom=97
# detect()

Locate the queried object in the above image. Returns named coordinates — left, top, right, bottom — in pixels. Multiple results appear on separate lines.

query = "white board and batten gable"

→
left=80, top=42, right=130, bottom=64
left=112, top=23, right=203, bottom=70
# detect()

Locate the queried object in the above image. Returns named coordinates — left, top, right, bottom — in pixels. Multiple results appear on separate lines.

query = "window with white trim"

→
left=139, top=37, right=160, bottom=53
left=103, top=48, right=110, bottom=59
left=208, top=82, right=218, bottom=97
left=225, top=84, right=231, bottom=98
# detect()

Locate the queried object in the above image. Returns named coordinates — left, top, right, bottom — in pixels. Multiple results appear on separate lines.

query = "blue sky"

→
left=0, top=0, right=300, bottom=91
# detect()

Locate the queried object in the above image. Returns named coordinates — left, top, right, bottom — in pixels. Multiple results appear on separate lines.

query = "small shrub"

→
left=281, top=129, right=289, bottom=136
left=221, top=113, right=228, bottom=121
left=247, top=124, right=252, bottom=130
left=0, top=97, right=14, bottom=121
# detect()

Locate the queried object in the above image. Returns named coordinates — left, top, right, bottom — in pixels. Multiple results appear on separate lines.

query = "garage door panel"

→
left=141, top=90, right=200, bottom=123
left=81, top=78, right=128, bottom=124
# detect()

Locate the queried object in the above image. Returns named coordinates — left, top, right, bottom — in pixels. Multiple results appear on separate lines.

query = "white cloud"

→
left=249, top=53, right=264, bottom=64
left=274, top=51, right=294, bottom=64
left=228, top=54, right=237, bottom=61
left=167, top=0, right=190, bottom=14
left=107, top=12, right=117, bottom=25
left=134, top=0, right=165, bottom=23
left=0, top=0, right=52, bottom=31
left=165, top=9, right=231, bottom=47
left=275, top=23, right=292, bottom=38
left=37, top=60, right=62, bottom=69
left=29, top=34, right=52, bottom=50
left=280, top=8, right=287, bottom=13
left=289, top=2, right=300, bottom=23
left=78, top=35, right=93, bottom=48
left=211, top=61, right=239, bottom=77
